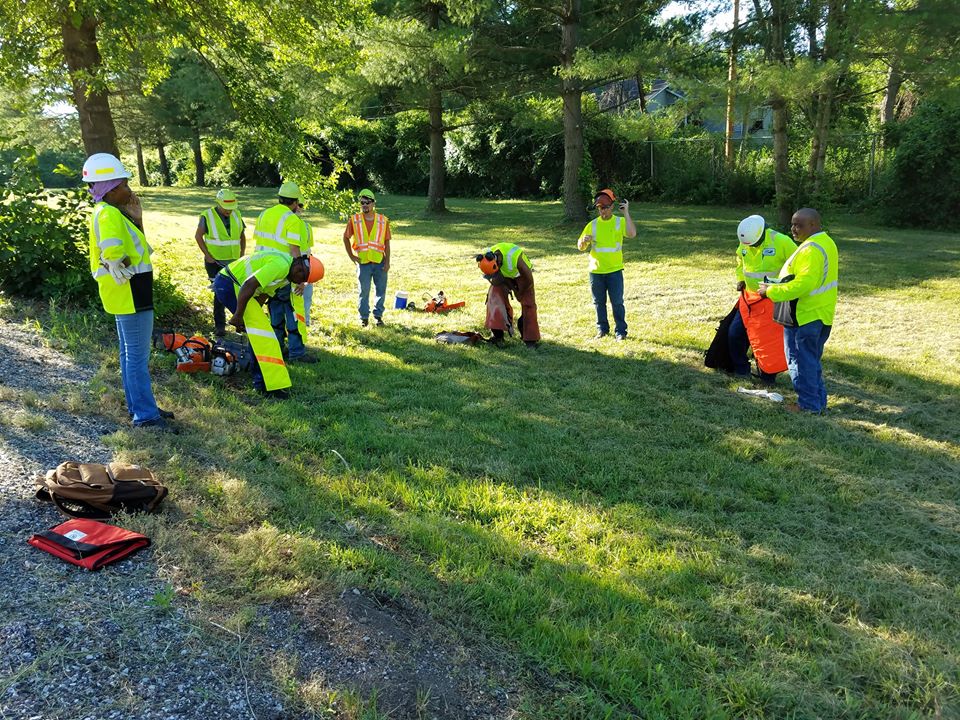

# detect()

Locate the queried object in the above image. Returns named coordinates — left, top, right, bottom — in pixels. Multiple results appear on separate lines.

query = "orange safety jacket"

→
left=738, top=290, right=787, bottom=374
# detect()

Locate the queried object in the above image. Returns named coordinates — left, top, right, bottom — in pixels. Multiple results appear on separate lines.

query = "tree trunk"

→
left=191, top=127, right=205, bottom=186
left=636, top=75, right=647, bottom=113
left=806, top=0, right=846, bottom=195
left=134, top=138, right=149, bottom=186
left=156, top=141, right=171, bottom=186
left=807, top=91, right=833, bottom=194
left=60, top=14, right=119, bottom=157
left=880, top=60, right=903, bottom=125
left=771, top=95, right=792, bottom=230
left=561, top=0, right=586, bottom=221
left=424, top=3, right=447, bottom=213
left=724, top=0, right=740, bottom=167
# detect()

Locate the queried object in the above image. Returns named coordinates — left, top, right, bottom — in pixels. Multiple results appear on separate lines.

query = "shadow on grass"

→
left=51, top=318, right=955, bottom=719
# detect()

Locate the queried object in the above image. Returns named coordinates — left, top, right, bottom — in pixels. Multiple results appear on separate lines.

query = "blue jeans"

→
left=267, top=284, right=306, bottom=359
left=213, top=274, right=267, bottom=391
left=114, top=310, right=160, bottom=425
left=302, top=282, right=313, bottom=326
left=357, top=261, right=387, bottom=321
left=784, top=320, right=832, bottom=412
left=728, top=310, right=777, bottom=383
left=589, top=270, right=627, bottom=336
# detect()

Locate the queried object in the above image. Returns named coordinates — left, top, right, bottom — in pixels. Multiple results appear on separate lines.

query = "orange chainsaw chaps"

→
left=737, top=291, right=788, bottom=375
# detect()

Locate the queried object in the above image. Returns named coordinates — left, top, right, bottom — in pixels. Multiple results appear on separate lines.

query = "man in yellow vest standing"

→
left=476, top=242, right=540, bottom=347
left=342, top=189, right=390, bottom=327
left=730, top=214, right=797, bottom=383
left=759, top=208, right=839, bottom=413
left=577, top=189, right=637, bottom=340
left=213, top=252, right=324, bottom=399
left=252, top=181, right=315, bottom=362
left=82, top=152, right=170, bottom=428
left=194, top=188, right=246, bottom=337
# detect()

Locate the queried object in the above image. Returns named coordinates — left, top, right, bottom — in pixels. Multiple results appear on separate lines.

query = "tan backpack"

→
left=35, top=461, right=168, bottom=519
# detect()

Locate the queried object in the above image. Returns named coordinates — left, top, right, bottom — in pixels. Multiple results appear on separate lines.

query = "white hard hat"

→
left=737, top=214, right=766, bottom=245
left=81, top=153, right=131, bottom=183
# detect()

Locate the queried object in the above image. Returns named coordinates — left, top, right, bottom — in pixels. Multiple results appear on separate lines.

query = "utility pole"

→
left=724, top=0, right=740, bottom=168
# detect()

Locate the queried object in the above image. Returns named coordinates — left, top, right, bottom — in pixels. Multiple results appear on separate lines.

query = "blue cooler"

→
left=394, top=291, right=408, bottom=310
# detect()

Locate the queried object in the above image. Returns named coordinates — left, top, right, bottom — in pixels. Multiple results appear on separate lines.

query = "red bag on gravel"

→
left=28, top=518, right=150, bottom=571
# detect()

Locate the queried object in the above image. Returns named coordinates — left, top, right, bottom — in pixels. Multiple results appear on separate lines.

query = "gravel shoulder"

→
left=0, top=317, right=524, bottom=720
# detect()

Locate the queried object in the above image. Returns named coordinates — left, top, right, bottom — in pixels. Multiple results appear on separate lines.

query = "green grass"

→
left=11, top=188, right=960, bottom=718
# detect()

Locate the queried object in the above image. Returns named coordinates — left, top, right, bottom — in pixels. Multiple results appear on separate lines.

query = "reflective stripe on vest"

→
left=782, top=239, right=838, bottom=296
left=204, top=209, right=241, bottom=248
left=503, top=245, right=521, bottom=274
left=254, top=209, right=298, bottom=253
left=91, top=204, right=152, bottom=279
left=591, top=217, right=623, bottom=253
left=743, top=270, right=769, bottom=279
left=351, top=213, right=387, bottom=253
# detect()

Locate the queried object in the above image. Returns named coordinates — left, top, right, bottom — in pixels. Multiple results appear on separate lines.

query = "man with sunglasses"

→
left=475, top=243, right=540, bottom=347
left=342, top=188, right=391, bottom=327
left=577, top=188, right=637, bottom=340
left=252, top=181, right=315, bottom=362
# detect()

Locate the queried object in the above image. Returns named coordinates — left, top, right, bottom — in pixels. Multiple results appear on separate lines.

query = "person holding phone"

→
left=577, top=188, right=637, bottom=340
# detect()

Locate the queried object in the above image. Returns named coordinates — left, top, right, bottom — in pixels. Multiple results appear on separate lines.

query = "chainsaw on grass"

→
left=406, top=291, right=465, bottom=313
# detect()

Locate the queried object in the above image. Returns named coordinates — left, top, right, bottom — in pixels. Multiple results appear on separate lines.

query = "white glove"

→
left=105, top=258, right=131, bottom=285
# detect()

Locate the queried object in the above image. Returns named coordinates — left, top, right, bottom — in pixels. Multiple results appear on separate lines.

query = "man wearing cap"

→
left=577, top=189, right=637, bottom=340
left=730, top=214, right=797, bottom=383
left=214, top=252, right=324, bottom=399
left=476, top=243, right=540, bottom=347
left=195, top=188, right=247, bottom=337
left=342, top=189, right=391, bottom=327
left=252, top=181, right=315, bottom=362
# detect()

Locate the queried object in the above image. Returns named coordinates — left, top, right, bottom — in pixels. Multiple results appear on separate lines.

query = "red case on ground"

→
left=28, top=518, right=150, bottom=571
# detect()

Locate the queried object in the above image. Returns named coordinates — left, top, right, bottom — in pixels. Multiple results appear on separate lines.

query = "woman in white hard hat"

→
left=83, top=152, right=171, bottom=428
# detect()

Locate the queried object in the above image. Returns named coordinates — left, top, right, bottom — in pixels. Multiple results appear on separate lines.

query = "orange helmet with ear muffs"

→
left=476, top=250, right=499, bottom=276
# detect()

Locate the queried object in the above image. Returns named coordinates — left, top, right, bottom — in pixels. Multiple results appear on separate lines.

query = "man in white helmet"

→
left=82, top=152, right=172, bottom=429
left=729, top=214, right=797, bottom=383
left=194, top=188, right=247, bottom=336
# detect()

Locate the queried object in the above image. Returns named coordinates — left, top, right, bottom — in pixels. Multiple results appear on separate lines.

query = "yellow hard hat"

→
left=216, top=188, right=237, bottom=210
left=278, top=181, right=301, bottom=201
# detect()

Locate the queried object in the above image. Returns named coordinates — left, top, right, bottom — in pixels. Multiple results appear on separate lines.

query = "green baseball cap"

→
left=358, top=188, right=376, bottom=202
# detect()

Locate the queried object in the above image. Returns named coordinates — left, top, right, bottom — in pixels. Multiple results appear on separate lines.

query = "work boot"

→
left=360, top=318, right=369, bottom=327
left=615, top=333, right=627, bottom=341
left=289, top=353, right=318, bottom=364
left=488, top=329, right=505, bottom=346
left=594, top=331, right=608, bottom=339
left=158, top=408, right=175, bottom=419
left=257, top=387, right=290, bottom=400
left=375, top=318, right=385, bottom=327
left=524, top=340, right=539, bottom=349
left=214, top=326, right=226, bottom=338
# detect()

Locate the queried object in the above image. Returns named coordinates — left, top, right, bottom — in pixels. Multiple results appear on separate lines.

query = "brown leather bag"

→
left=35, top=462, right=168, bottom=519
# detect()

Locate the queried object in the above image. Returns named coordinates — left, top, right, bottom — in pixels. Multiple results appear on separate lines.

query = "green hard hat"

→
left=358, top=188, right=376, bottom=201
left=216, top=188, right=237, bottom=209
left=278, top=180, right=301, bottom=201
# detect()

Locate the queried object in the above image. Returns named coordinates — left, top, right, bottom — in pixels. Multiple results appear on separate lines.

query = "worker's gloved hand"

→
left=736, top=281, right=746, bottom=292
left=228, top=314, right=246, bottom=333
left=293, top=282, right=305, bottom=296
left=577, top=235, right=592, bottom=251
left=105, top=258, right=131, bottom=285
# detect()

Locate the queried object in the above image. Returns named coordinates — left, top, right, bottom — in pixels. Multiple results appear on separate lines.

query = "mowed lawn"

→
left=26, top=188, right=960, bottom=717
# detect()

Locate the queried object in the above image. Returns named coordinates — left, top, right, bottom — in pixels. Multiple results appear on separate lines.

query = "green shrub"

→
left=876, top=102, right=960, bottom=229
left=0, top=149, right=93, bottom=303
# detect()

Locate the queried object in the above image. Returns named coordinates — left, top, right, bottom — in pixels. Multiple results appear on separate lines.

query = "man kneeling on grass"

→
left=213, top=251, right=323, bottom=399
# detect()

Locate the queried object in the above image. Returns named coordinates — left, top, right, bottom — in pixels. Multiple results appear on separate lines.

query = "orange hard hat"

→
left=594, top=188, right=616, bottom=206
left=306, top=256, right=324, bottom=283
left=476, top=250, right=499, bottom=276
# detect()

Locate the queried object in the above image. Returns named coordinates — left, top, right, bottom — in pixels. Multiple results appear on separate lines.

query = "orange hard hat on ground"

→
left=307, top=256, right=324, bottom=283
left=595, top=189, right=616, bottom=206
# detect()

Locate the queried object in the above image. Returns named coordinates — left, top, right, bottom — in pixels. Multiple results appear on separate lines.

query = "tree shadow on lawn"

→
left=131, top=324, right=960, bottom=716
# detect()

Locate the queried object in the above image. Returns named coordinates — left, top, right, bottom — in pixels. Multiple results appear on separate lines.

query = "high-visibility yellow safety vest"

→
left=253, top=204, right=305, bottom=256
left=201, top=207, right=243, bottom=261
left=351, top=212, right=388, bottom=264
left=579, top=216, right=626, bottom=274
left=88, top=202, right=153, bottom=315
left=765, top=231, right=839, bottom=326
left=736, top=228, right=797, bottom=292
left=487, top=242, right=531, bottom=279
left=219, top=251, right=292, bottom=298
